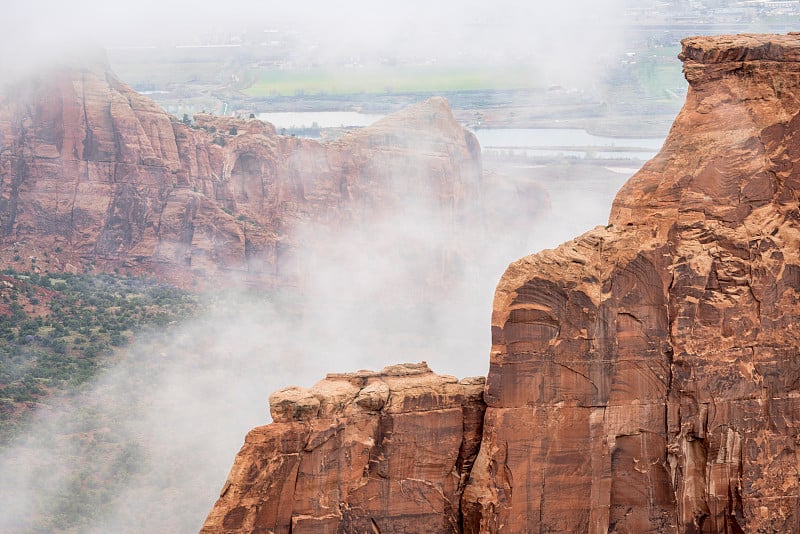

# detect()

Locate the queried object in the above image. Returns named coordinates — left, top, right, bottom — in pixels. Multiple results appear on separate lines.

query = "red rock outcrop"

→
left=464, top=33, right=800, bottom=533
left=0, top=53, right=481, bottom=287
left=201, top=363, right=485, bottom=533
left=203, top=33, right=800, bottom=534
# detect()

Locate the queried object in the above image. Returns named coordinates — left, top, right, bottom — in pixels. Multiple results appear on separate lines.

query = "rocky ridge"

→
left=0, top=54, right=481, bottom=288
left=203, top=33, right=800, bottom=533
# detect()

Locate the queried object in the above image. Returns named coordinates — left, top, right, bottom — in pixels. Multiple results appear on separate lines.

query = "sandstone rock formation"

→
left=201, top=363, right=485, bottom=533
left=464, top=33, right=800, bottom=533
left=0, top=53, right=481, bottom=288
left=203, top=33, right=800, bottom=533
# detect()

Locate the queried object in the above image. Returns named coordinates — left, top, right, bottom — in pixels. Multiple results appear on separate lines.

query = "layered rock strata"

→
left=0, top=54, right=481, bottom=287
left=200, top=363, right=486, bottom=533
left=464, top=33, right=800, bottom=533
left=204, top=33, right=800, bottom=533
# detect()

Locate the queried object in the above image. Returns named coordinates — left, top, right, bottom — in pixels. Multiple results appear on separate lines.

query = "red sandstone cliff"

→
left=0, top=54, right=481, bottom=287
left=201, top=363, right=485, bottom=533
left=464, top=33, right=800, bottom=533
left=202, top=33, right=800, bottom=533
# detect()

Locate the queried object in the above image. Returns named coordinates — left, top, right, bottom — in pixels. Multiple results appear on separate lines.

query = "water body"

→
left=257, top=111, right=666, bottom=160
left=473, top=128, right=665, bottom=160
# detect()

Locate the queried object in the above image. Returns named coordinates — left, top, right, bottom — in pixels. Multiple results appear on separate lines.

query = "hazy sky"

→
left=2, top=3, right=798, bottom=533
left=12, top=0, right=627, bottom=45
left=7, top=0, right=629, bottom=84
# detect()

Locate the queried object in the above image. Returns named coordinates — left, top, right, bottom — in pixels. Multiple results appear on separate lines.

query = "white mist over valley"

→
left=1, top=1, right=797, bottom=532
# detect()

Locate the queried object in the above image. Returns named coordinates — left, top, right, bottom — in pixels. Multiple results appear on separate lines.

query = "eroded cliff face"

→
left=464, top=33, right=800, bottom=533
left=201, top=363, right=485, bottom=533
left=0, top=55, right=481, bottom=288
left=202, top=33, right=800, bottom=534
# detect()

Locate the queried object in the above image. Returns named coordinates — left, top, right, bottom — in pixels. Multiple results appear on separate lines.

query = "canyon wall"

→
left=203, top=34, right=800, bottom=533
left=0, top=54, right=482, bottom=288
left=465, top=33, right=800, bottom=533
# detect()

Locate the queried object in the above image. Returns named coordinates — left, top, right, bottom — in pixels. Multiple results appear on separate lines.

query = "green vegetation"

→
left=0, top=269, right=199, bottom=442
left=632, top=45, right=684, bottom=102
left=243, top=64, right=542, bottom=97
left=601, top=44, right=686, bottom=122
left=0, top=282, right=298, bottom=533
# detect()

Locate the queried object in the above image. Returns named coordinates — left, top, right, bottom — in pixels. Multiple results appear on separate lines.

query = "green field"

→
left=634, top=45, right=685, bottom=102
left=242, top=64, right=543, bottom=96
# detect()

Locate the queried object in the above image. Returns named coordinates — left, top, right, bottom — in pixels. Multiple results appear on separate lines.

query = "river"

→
left=473, top=128, right=664, bottom=160
left=258, top=111, right=665, bottom=161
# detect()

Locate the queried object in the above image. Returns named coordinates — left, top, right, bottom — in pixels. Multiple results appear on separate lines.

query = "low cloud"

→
left=1, top=1, right=641, bottom=530
left=5, top=0, right=627, bottom=86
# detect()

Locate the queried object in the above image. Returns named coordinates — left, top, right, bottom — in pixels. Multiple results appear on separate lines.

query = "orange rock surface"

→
left=200, top=363, right=485, bottom=533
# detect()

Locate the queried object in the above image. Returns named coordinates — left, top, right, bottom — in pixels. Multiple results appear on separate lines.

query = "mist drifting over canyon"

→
left=0, top=5, right=626, bottom=530
left=5, top=0, right=628, bottom=86
left=2, top=1, right=796, bottom=533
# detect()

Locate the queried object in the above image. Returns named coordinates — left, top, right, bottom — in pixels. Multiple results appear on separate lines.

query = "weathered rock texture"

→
left=0, top=53, right=481, bottom=287
left=201, top=363, right=486, bottom=533
left=464, top=33, right=800, bottom=533
left=203, top=33, right=800, bottom=534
